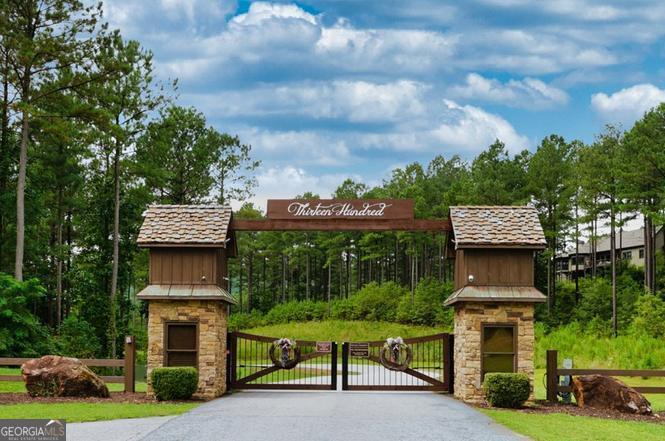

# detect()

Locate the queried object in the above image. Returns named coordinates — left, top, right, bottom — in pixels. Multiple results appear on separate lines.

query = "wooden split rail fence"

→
left=0, top=336, right=137, bottom=393
left=546, top=349, right=665, bottom=402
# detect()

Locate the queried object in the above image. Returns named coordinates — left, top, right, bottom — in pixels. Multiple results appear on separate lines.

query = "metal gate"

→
left=227, top=332, right=452, bottom=392
left=341, top=333, right=453, bottom=391
left=228, top=332, right=337, bottom=390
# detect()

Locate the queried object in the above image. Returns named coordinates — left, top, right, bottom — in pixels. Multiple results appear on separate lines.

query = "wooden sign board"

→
left=349, top=342, right=370, bottom=358
left=267, top=199, right=414, bottom=220
left=316, top=341, right=332, bottom=353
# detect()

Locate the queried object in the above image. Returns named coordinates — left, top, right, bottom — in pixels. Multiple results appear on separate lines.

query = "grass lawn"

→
left=0, top=402, right=198, bottom=422
left=0, top=367, right=148, bottom=394
left=483, top=409, right=665, bottom=441
left=244, top=320, right=442, bottom=342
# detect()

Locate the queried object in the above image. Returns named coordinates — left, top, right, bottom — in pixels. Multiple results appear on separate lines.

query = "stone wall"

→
left=453, top=302, right=535, bottom=403
left=147, top=300, right=228, bottom=399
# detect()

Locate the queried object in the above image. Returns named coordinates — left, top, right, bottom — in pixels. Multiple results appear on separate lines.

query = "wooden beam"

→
left=230, top=218, right=452, bottom=232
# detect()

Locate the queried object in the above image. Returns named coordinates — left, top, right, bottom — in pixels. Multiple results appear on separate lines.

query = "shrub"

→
left=151, top=367, right=198, bottom=401
left=0, top=273, right=53, bottom=357
left=264, top=300, right=328, bottom=324
left=396, top=278, right=453, bottom=327
left=350, top=282, right=405, bottom=321
left=55, top=315, right=101, bottom=359
left=483, top=373, right=530, bottom=408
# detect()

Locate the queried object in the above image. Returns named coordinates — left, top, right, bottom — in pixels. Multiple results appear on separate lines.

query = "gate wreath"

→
left=270, top=338, right=301, bottom=369
left=379, top=337, right=412, bottom=371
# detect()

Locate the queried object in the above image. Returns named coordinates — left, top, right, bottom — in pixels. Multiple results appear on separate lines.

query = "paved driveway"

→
left=138, top=391, right=525, bottom=441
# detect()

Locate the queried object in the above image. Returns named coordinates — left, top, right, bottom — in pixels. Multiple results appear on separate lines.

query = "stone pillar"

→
left=453, top=302, right=535, bottom=403
left=146, top=299, right=228, bottom=399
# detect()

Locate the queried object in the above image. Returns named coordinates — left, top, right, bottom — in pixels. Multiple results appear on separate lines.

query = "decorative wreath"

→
left=269, top=338, right=301, bottom=370
left=379, top=337, right=412, bottom=371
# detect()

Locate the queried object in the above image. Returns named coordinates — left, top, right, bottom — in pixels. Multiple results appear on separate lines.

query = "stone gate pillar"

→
left=445, top=206, right=547, bottom=403
left=136, top=205, right=237, bottom=399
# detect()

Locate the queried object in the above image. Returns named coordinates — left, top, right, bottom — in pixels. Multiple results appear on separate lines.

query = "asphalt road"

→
left=134, top=391, right=526, bottom=441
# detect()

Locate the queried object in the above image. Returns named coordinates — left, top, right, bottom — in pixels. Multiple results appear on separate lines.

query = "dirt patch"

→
left=0, top=392, right=201, bottom=405
left=480, top=400, right=665, bottom=424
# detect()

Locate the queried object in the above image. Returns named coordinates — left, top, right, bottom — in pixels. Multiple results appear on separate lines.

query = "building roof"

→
left=136, top=284, right=237, bottom=304
left=137, top=205, right=232, bottom=247
left=557, top=227, right=649, bottom=258
left=449, top=206, right=546, bottom=249
left=443, top=285, right=547, bottom=306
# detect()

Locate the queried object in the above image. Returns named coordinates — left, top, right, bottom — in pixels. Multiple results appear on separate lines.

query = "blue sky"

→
left=104, top=0, right=665, bottom=209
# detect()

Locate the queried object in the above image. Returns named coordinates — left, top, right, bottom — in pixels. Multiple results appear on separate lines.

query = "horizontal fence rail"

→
left=0, top=336, right=136, bottom=393
left=546, top=349, right=665, bottom=402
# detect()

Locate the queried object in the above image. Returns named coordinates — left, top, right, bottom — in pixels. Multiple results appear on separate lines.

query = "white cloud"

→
left=231, top=2, right=318, bottom=26
left=239, top=166, right=361, bottom=211
left=449, top=73, right=569, bottom=109
left=184, top=80, right=428, bottom=123
left=432, top=99, right=530, bottom=153
left=234, top=127, right=355, bottom=167
left=591, top=83, right=665, bottom=125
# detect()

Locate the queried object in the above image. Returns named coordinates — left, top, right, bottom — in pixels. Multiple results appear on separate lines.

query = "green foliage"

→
left=349, top=282, right=405, bottom=321
left=265, top=300, right=328, bottom=324
left=150, top=367, right=198, bottom=401
left=55, top=315, right=102, bottom=359
left=396, top=278, right=453, bottom=327
left=631, top=293, right=665, bottom=338
left=0, top=274, right=52, bottom=356
left=483, top=373, right=530, bottom=408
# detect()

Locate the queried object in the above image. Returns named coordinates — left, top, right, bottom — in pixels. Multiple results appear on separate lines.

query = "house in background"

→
left=555, top=227, right=665, bottom=281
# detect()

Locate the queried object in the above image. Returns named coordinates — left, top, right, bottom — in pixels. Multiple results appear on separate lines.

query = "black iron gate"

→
left=227, top=332, right=452, bottom=392
left=228, top=332, right=337, bottom=390
left=341, top=333, right=453, bottom=391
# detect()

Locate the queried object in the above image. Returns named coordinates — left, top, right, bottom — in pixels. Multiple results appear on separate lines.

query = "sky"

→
left=103, top=0, right=665, bottom=211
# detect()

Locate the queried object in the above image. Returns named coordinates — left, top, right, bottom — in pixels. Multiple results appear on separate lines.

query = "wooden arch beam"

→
left=230, top=218, right=451, bottom=232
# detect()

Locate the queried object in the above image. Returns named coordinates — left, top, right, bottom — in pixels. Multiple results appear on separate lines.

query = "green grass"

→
left=483, top=409, right=665, bottom=441
left=244, top=320, right=441, bottom=342
left=0, top=402, right=198, bottom=422
left=0, top=367, right=147, bottom=393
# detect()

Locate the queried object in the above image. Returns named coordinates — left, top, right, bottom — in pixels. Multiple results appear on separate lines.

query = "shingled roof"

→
left=137, top=205, right=232, bottom=247
left=450, top=206, right=546, bottom=249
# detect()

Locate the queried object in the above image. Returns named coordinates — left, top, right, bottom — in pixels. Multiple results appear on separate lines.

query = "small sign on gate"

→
left=316, top=341, right=332, bottom=353
left=349, top=342, right=370, bottom=358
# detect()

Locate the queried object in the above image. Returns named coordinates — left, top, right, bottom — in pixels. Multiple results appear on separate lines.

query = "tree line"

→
left=1, top=1, right=665, bottom=358
left=0, top=1, right=258, bottom=356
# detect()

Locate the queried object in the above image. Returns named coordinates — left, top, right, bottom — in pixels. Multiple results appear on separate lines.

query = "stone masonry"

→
left=147, top=299, right=228, bottom=399
left=453, top=302, right=535, bottom=403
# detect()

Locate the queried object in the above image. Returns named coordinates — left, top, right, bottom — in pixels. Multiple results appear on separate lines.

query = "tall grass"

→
left=534, top=322, right=665, bottom=369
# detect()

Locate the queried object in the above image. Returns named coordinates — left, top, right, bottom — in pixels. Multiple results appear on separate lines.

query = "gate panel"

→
left=342, top=333, right=452, bottom=392
left=228, top=332, right=337, bottom=390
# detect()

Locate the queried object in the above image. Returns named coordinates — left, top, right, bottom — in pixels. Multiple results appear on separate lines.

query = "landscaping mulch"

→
left=0, top=392, right=199, bottom=405
left=482, top=400, right=665, bottom=424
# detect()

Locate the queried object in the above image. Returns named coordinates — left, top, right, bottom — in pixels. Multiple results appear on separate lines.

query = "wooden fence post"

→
left=124, top=335, right=136, bottom=393
left=546, top=349, right=558, bottom=403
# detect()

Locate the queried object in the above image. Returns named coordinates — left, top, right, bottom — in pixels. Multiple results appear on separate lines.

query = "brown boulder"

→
left=21, top=356, right=110, bottom=398
left=571, top=374, right=652, bottom=415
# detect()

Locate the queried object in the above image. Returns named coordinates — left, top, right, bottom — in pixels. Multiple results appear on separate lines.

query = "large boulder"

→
left=21, top=356, right=110, bottom=398
left=571, top=374, right=652, bottom=415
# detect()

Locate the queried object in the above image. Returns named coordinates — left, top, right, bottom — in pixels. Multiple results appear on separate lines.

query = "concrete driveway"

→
left=136, top=391, right=525, bottom=441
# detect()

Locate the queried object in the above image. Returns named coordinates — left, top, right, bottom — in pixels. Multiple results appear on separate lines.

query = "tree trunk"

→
left=327, top=263, right=331, bottom=315
left=56, top=190, right=63, bottom=328
left=248, top=255, right=253, bottom=312
left=306, top=249, right=310, bottom=300
left=109, top=141, right=121, bottom=358
left=574, top=202, right=580, bottom=302
left=610, top=206, right=617, bottom=337
left=15, top=107, right=29, bottom=281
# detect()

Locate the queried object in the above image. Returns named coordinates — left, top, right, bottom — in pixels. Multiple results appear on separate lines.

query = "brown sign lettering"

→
left=349, top=342, right=370, bottom=358
left=315, top=341, right=332, bottom=353
left=267, top=199, right=414, bottom=220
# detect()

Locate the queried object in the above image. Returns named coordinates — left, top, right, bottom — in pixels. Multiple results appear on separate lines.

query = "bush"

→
left=0, top=273, right=53, bottom=357
left=55, top=315, right=101, bottom=359
left=150, top=367, right=198, bottom=401
left=483, top=373, right=530, bottom=408
left=264, top=300, right=328, bottom=324
left=396, top=278, right=453, bottom=327
left=349, top=282, right=405, bottom=321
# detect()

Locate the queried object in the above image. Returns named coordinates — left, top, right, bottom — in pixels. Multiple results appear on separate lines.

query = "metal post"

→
left=444, top=333, right=454, bottom=394
left=330, top=342, right=338, bottom=391
left=123, top=336, right=135, bottom=393
left=546, top=350, right=558, bottom=403
left=342, top=342, right=349, bottom=390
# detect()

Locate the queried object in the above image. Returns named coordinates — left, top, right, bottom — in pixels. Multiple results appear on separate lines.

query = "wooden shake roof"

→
left=137, top=205, right=233, bottom=247
left=450, top=206, right=546, bottom=249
